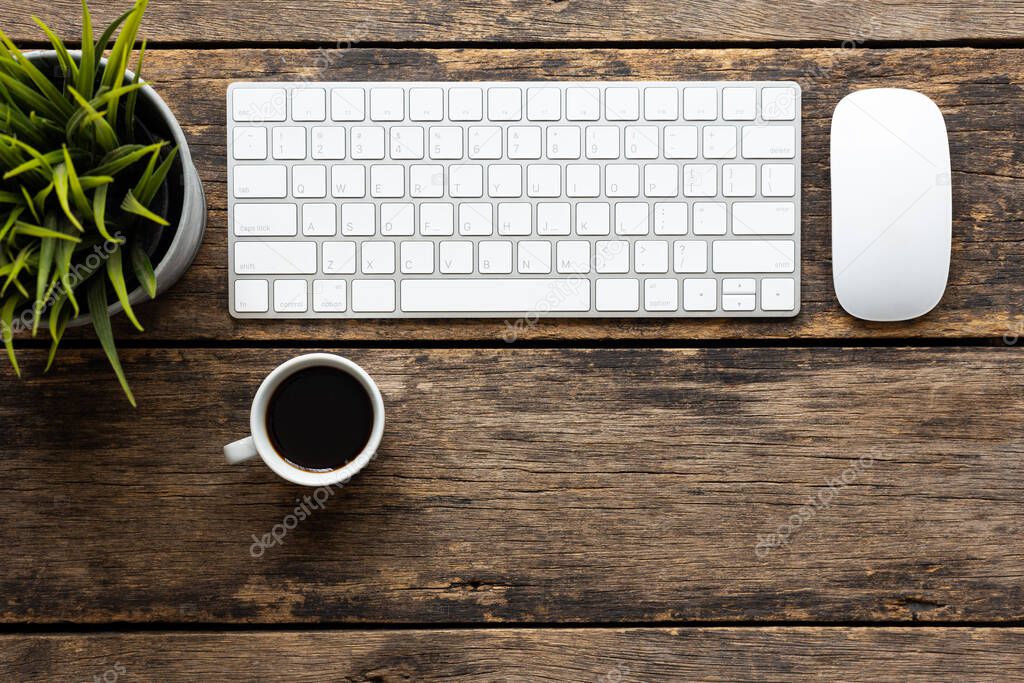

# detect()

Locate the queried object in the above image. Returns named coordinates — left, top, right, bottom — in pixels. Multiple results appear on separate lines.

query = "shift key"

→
left=713, top=240, right=795, bottom=273
left=235, top=241, right=316, bottom=274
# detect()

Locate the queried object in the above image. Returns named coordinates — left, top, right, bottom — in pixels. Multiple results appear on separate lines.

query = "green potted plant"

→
left=0, top=0, right=205, bottom=405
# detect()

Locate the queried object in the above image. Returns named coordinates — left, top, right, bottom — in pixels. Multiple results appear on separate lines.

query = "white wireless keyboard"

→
left=227, top=81, right=801, bottom=318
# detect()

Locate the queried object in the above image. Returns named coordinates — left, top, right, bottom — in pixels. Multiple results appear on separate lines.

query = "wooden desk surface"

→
left=2, top=2, right=1023, bottom=680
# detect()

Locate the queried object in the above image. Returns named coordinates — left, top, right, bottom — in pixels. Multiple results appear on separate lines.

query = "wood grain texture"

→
left=3, top=0, right=1024, bottom=43
left=4, top=628, right=1024, bottom=681
left=2, top=346, right=1023, bottom=623
left=38, top=47, right=1021, bottom=343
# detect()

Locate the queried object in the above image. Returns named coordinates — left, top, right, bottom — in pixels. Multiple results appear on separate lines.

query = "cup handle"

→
left=224, top=436, right=258, bottom=464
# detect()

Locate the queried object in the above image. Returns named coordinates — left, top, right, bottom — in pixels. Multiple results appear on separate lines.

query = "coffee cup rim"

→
left=250, top=353, right=385, bottom=487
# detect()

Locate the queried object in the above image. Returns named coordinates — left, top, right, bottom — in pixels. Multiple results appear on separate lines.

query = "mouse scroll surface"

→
left=831, top=89, right=952, bottom=322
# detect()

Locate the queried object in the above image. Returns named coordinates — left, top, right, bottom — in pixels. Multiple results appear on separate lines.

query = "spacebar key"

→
left=401, top=279, right=591, bottom=312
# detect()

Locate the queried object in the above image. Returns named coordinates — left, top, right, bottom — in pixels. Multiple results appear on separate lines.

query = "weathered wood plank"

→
left=38, top=47, right=1021, bottom=342
left=4, top=628, right=1024, bottom=681
left=4, top=0, right=1023, bottom=44
left=1, top=347, right=1022, bottom=623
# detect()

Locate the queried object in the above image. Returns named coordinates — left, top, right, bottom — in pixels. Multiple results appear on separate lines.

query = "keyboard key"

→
left=762, top=87, right=797, bottom=121
left=702, top=125, right=737, bottom=159
left=713, top=240, right=796, bottom=273
left=683, top=87, right=717, bottom=120
left=566, top=87, right=600, bottom=121
left=352, top=280, right=396, bottom=312
left=488, top=165, right=522, bottom=198
left=420, top=203, right=455, bottom=235
left=351, top=126, right=386, bottom=159
left=313, top=280, right=347, bottom=312
left=401, top=279, right=590, bottom=312
left=508, top=126, right=542, bottom=159
left=301, top=203, right=336, bottom=236
left=322, top=241, right=357, bottom=273
left=761, top=164, right=797, bottom=197
left=625, top=126, right=659, bottom=159
left=723, top=278, right=756, bottom=294
left=410, top=165, right=444, bottom=198
left=693, top=202, right=727, bottom=235
left=644, top=88, right=678, bottom=121
left=557, top=241, right=590, bottom=273
left=595, top=240, right=629, bottom=273
left=723, top=164, right=756, bottom=197
left=390, top=126, right=425, bottom=159
left=498, top=203, right=532, bottom=235
left=362, top=241, right=396, bottom=274
left=331, top=165, right=365, bottom=198
left=370, top=87, right=404, bottom=121
left=400, top=241, right=434, bottom=274
left=526, top=87, right=560, bottom=121
left=429, top=127, right=464, bottom=159
left=234, top=279, right=269, bottom=312
left=674, top=240, right=708, bottom=273
left=274, top=279, right=307, bottom=312
left=232, top=127, right=267, bottom=160
left=664, top=125, right=698, bottom=159
left=635, top=240, right=669, bottom=273
left=547, top=126, right=581, bottom=159
left=272, top=127, right=305, bottom=159
left=341, top=203, right=375, bottom=235
left=292, top=88, right=326, bottom=121
left=615, top=202, right=649, bottom=235
left=366, top=163, right=401, bottom=197
left=644, top=164, right=678, bottom=197
left=596, top=278, right=640, bottom=311
left=468, top=126, right=502, bottom=159
left=576, top=203, right=610, bottom=236
left=742, top=126, right=796, bottom=158
left=683, top=164, right=717, bottom=197
left=233, top=165, right=287, bottom=198
left=293, top=164, right=327, bottom=198
left=723, top=87, right=756, bottom=120
left=517, top=240, right=552, bottom=274
left=331, top=87, right=365, bottom=121
left=234, top=203, right=296, bottom=236
left=538, top=203, right=571, bottom=235
left=732, top=202, right=796, bottom=235
left=487, top=87, right=522, bottom=121
left=644, top=278, right=679, bottom=311
left=683, top=278, right=717, bottom=311
left=449, top=164, right=483, bottom=197
left=232, top=88, right=286, bottom=122
left=606, top=164, right=640, bottom=197
left=761, top=277, right=796, bottom=310
left=479, top=241, right=513, bottom=273
left=381, top=203, right=416, bottom=236
left=459, top=202, right=493, bottom=235
left=449, top=88, right=483, bottom=121
left=234, top=241, right=316, bottom=274
left=527, top=165, right=561, bottom=197
left=722, top=294, right=755, bottom=311
left=311, top=127, right=345, bottom=159
left=566, top=165, right=600, bottom=197
left=410, top=88, right=444, bottom=121
left=440, top=242, right=473, bottom=274
left=585, top=126, right=620, bottom=159
left=605, top=87, right=639, bottom=121
left=654, top=203, right=687, bottom=235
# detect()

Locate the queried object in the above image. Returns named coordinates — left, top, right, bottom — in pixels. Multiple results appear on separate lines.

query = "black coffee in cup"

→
left=265, top=366, right=375, bottom=471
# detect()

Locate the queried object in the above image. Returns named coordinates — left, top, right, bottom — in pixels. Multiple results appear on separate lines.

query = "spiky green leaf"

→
left=88, top=275, right=135, bottom=406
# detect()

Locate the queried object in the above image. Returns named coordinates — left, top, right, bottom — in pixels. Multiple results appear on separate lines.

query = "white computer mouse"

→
left=831, top=88, right=952, bottom=321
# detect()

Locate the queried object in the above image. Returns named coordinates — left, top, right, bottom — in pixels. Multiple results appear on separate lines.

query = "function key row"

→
left=231, top=85, right=798, bottom=124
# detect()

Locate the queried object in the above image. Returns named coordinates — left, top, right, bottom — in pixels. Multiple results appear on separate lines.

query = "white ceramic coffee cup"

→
left=224, top=353, right=385, bottom=486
